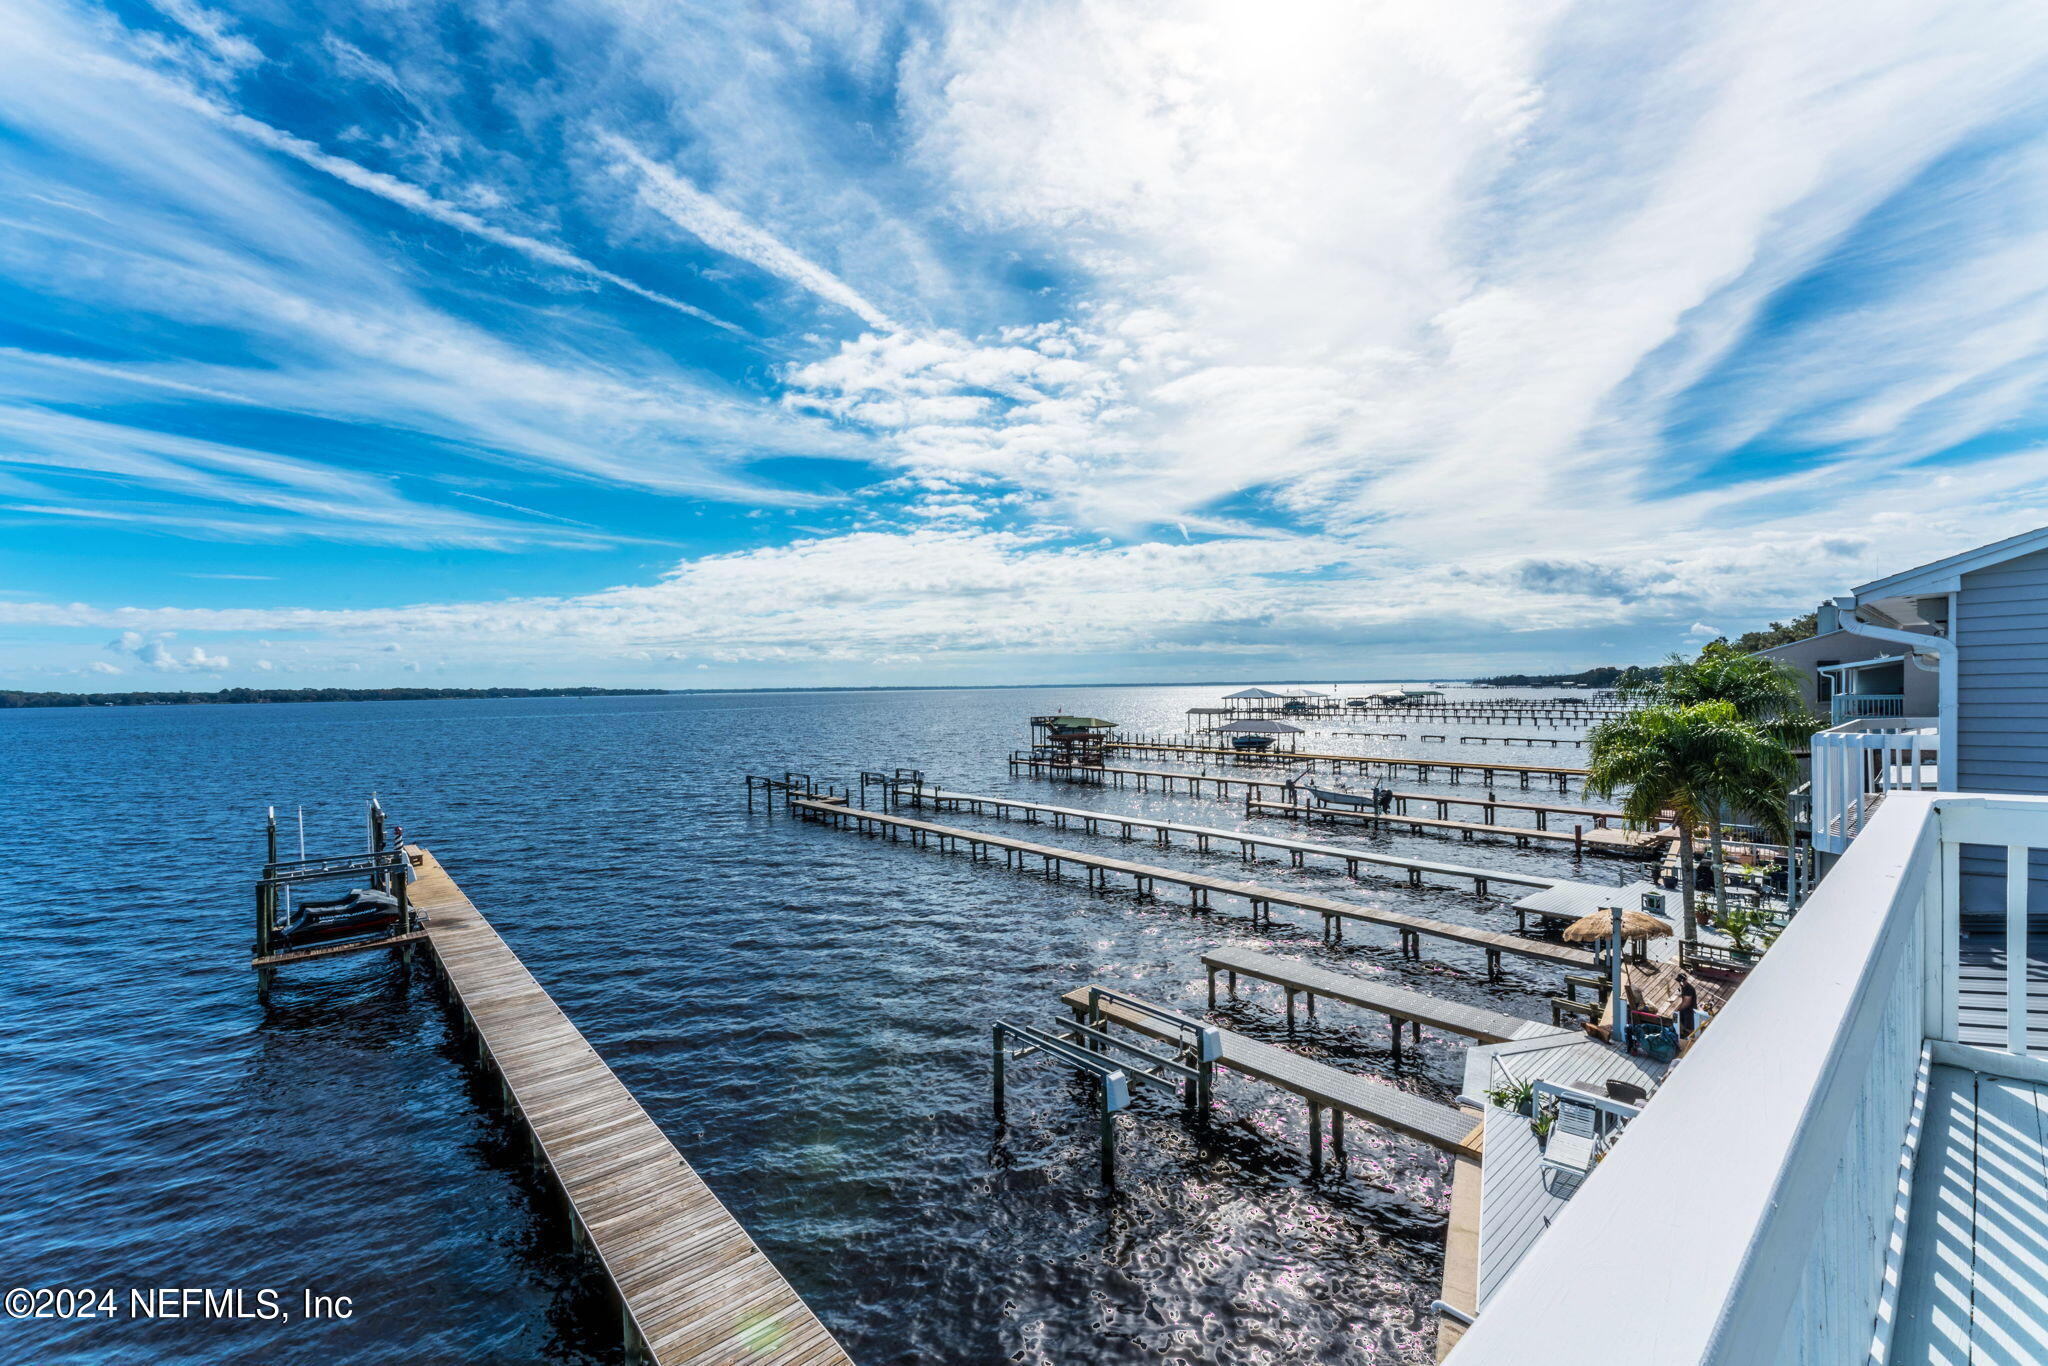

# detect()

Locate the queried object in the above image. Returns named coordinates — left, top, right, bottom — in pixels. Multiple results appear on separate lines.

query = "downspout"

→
left=1837, top=595, right=1956, bottom=790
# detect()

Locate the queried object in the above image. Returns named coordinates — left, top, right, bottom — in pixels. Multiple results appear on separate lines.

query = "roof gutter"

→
left=1836, top=595, right=1955, bottom=788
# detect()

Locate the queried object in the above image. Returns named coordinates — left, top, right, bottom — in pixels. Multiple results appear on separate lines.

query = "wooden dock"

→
left=790, top=798, right=1595, bottom=977
left=1200, top=947, right=1561, bottom=1049
left=899, top=783, right=1559, bottom=894
left=1011, top=754, right=1628, bottom=827
left=1102, top=738, right=1589, bottom=791
left=1060, top=987, right=1483, bottom=1165
left=1245, top=797, right=1665, bottom=859
left=409, top=849, right=853, bottom=1366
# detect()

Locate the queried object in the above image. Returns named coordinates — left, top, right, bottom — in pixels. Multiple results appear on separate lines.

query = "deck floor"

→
left=1893, top=1064, right=2048, bottom=1365
left=1473, top=1037, right=1662, bottom=1309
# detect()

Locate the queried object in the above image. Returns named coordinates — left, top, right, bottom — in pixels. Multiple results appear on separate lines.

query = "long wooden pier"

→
left=1244, top=797, right=1663, bottom=859
left=896, top=782, right=1559, bottom=894
left=1201, top=947, right=1561, bottom=1050
left=1060, top=987, right=1483, bottom=1166
left=789, top=798, right=1595, bottom=977
left=1101, top=739, right=1589, bottom=791
left=410, top=849, right=853, bottom=1366
left=1010, top=754, right=1627, bottom=827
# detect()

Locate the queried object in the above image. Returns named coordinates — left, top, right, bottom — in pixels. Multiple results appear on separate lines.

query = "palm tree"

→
left=1587, top=705, right=1714, bottom=942
left=1646, top=644, right=1818, bottom=746
left=1587, top=702, right=1797, bottom=939
left=1618, top=644, right=1817, bottom=909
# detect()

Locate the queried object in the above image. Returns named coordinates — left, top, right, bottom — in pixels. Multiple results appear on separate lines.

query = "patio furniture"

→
left=1605, top=1079, right=1649, bottom=1106
left=1540, top=1090, right=1604, bottom=1195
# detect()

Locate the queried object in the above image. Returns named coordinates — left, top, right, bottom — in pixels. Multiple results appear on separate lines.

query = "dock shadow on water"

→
left=1, top=685, right=1604, bottom=1364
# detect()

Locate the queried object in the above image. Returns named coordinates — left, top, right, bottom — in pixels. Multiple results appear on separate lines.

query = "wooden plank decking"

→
left=1200, top=947, right=1560, bottom=1045
left=1013, top=754, right=1625, bottom=824
left=1058, top=987, right=1483, bottom=1161
left=1891, top=1064, right=2048, bottom=1364
left=1245, top=797, right=1663, bottom=858
left=792, top=799, right=1596, bottom=975
left=410, top=848, right=853, bottom=1366
left=902, top=784, right=1558, bottom=893
left=1102, top=739, right=1588, bottom=790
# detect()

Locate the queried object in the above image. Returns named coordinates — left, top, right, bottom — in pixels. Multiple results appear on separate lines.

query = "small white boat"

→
left=1287, top=773, right=1380, bottom=810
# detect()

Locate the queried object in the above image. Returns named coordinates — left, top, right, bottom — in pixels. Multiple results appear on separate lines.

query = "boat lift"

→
left=993, top=988, right=1221, bottom=1184
left=253, top=797, right=419, bottom=976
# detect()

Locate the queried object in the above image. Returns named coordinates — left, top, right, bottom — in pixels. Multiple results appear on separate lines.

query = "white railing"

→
left=1810, top=717, right=1938, bottom=855
left=1832, top=693, right=1907, bottom=722
left=1446, top=792, right=2048, bottom=1366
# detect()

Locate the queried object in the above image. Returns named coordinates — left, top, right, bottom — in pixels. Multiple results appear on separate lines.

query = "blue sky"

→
left=4, top=0, right=2048, bottom=690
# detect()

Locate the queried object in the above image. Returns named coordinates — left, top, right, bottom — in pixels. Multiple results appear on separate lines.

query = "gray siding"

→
left=1954, top=548, right=2048, bottom=918
left=1956, top=547, right=2048, bottom=795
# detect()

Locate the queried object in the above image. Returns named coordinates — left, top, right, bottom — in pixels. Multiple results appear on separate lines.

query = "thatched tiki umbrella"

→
left=1563, top=907, right=1673, bottom=1030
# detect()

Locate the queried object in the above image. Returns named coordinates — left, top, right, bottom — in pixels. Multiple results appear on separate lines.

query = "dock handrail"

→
left=1083, top=986, right=1222, bottom=1065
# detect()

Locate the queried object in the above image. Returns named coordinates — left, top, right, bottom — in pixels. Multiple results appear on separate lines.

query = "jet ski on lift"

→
left=272, top=887, right=402, bottom=950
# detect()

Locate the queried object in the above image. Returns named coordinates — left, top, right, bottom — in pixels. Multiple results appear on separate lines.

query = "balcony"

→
left=1443, top=792, right=2048, bottom=1366
left=1830, top=691, right=1906, bottom=723
left=1809, top=716, right=1938, bottom=855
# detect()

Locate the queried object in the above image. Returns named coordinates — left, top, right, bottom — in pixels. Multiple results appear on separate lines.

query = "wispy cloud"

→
left=601, top=132, right=896, bottom=329
left=7, top=0, right=2048, bottom=684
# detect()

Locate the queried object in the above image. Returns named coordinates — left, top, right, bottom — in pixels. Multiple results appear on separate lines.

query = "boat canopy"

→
left=1216, top=718, right=1303, bottom=734
left=1222, top=687, right=1288, bottom=699
left=1043, top=715, right=1116, bottom=730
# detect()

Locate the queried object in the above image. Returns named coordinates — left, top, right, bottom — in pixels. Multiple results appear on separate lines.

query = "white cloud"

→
left=601, top=133, right=895, bottom=329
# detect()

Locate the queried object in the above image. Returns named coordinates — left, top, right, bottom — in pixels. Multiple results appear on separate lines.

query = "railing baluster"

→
left=2009, top=842, right=2032, bottom=1056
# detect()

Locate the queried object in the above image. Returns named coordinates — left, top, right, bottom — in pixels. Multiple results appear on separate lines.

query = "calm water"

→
left=0, top=685, right=1622, bottom=1365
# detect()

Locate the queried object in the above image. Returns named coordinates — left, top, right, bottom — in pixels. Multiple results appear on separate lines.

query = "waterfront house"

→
left=1758, top=525, right=2048, bottom=858
left=1443, top=528, right=2048, bottom=1363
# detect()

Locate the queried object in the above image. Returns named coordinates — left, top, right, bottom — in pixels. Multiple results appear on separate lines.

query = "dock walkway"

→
left=1245, top=797, right=1663, bottom=858
left=411, top=849, right=851, bottom=1366
left=902, top=783, right=1558, bottom=893
left=1060, top=987, right=1483, bottom=1164
left=1104, top=739, right=1588, bottom=791
left=1200, top=947, right=1560, bottom=1048
left=1011, top=754, right=1626, bottom=826
left=791, top=798, right=1595, bottom=977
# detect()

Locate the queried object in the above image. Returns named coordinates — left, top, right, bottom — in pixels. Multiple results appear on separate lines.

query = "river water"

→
left=0, top=684, right=1621, bottom=1365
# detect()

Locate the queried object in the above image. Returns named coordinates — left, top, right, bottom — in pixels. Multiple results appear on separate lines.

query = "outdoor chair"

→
left=1540, top=1092, right=1603, bottom=1196
left=1605, top=1080, right=1649, bottom=1106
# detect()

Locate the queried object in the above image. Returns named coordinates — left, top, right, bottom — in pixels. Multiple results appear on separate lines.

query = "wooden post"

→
left=1100, top=1090, right=1117, bottom=1184
left=992, top=1025, right=1006, bottom=1117
left=1308, top=1103, right=1324, bottom=1177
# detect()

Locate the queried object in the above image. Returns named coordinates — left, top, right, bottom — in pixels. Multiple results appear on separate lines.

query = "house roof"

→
left=1816, top=656, right=1906, bottom=674
left=1855, top=524, right=2048, bottom=601
left=1755, top=628, right=1850, bottom=657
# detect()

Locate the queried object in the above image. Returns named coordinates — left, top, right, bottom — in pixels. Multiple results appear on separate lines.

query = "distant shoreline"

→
left=0, top=686, right=671, bottom=709
left=0, top=677, right=1501, bottom=709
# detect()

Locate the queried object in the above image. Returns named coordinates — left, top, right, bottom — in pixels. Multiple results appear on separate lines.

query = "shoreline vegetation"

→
left=7, top=618, right=1816, bottom=708
left=0, top=686, right=671, bottom=709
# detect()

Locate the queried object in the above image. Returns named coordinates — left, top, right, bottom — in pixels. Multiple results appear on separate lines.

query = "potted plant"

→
left=1485, top=1077, right=1536, bottom=1116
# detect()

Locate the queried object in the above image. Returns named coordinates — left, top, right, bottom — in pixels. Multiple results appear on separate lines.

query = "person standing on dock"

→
left=1674, top=974, right=1699, bottom=1037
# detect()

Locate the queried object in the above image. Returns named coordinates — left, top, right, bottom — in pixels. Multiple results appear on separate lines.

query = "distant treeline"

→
left=0, top=686, right=671, bottom=709
left=1473, top=611, right=1822, bottom=689
left=1469, top=665, right=1656, bottom=689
